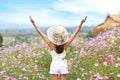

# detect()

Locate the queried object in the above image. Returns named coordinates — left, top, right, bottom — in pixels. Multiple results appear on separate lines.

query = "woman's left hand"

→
left=29, top=16, right=35, bottom=24
left=82, top=16, right=87, bottom=22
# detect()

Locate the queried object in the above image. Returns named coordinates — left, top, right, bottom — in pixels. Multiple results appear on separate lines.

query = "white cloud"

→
left=0, top=4, right=71, bottom=26
left=0, top=6, right=52, bottom=26
left=91, top=0, right=120, bottom=13
left=0, top=0, right=120, bottom=27
left=52, top=0, right=86, bottom=14
left=0, top=4, right=84, bottom=27
left=52, top=0, right=120, bottom=14
left=52, top=0, right=120, bottom=25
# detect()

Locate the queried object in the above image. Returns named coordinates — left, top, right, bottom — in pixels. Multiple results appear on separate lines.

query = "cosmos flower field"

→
left=0, top=27, right=120, bottom=80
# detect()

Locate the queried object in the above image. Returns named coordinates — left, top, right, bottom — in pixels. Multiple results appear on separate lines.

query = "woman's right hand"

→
left=29, top=16, right=35, bottom=24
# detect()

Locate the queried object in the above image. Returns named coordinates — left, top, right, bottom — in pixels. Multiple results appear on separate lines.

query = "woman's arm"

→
left=29, top=16, right=54, bottom=49
left=64, top=16, right=87, bottom=50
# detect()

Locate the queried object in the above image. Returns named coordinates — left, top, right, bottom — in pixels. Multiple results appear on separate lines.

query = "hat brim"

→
left=47, top=26, right=69, bottom=45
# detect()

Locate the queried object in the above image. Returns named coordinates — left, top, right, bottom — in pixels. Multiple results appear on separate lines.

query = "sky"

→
left=0, top=0, right=120, bottom=29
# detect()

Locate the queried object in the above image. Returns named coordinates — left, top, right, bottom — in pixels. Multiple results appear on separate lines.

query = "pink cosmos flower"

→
left=108, top=54, right=115, bottom=64
left=111, top=47, right=115, bottom=52
left=0, top=71, right=5, bottom=76
left=89, top=77, right=92, bottom=80
left=103, top=75, right=109, bottom=79
left=4, top=77, right=10, bottom=80
left=4, top=75, right=16, bottom=80
left=103, top=61, right=108, bottom=66
left=117, top=74, right=120, bottom=77
left=10, top=75, right=16, bottom=79
left=94, top=73, right=103, bottom=80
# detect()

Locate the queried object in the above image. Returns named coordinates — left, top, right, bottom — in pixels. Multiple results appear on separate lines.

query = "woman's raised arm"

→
left=64, top=16, right=87, bottom=50
left=29, top=16, right=54, bottom=49
left=29, top=16, right=45, bottom=38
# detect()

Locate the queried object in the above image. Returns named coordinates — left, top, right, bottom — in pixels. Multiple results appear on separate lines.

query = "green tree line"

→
left=0, top=33, right=3, bottom=47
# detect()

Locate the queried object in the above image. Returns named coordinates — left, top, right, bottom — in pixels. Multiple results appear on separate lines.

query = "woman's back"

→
left=50, top=50, right=66, bottom=60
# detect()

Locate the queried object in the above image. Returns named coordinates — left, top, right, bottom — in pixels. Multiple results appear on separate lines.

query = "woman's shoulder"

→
left=50, top=49, right=66, bottom=53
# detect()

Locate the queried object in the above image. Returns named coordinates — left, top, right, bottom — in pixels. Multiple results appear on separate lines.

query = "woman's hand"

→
left=82, top=16, right=87, bottom=22
left=64, top=16, right=87, bottom=49
left=29, top=16, right=35, bottom=24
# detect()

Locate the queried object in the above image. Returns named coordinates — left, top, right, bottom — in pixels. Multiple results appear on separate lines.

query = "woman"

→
left=29, top=16, right=87, bottom=80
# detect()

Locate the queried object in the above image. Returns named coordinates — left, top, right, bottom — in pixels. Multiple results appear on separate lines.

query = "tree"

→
left=0, top=33, right=3, bottom=47
left=86, top=31, right=97, bottom=38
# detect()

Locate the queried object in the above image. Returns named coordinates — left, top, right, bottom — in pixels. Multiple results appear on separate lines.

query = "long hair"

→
left=55, top=45, right=64, bottom=54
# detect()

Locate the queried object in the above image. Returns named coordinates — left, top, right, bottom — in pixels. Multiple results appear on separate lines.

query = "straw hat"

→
left=47, top=26, right=69, bottom=45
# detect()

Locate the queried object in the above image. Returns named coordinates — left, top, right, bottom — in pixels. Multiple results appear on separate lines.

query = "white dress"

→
left=49, top=50, right=69, bottom=74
